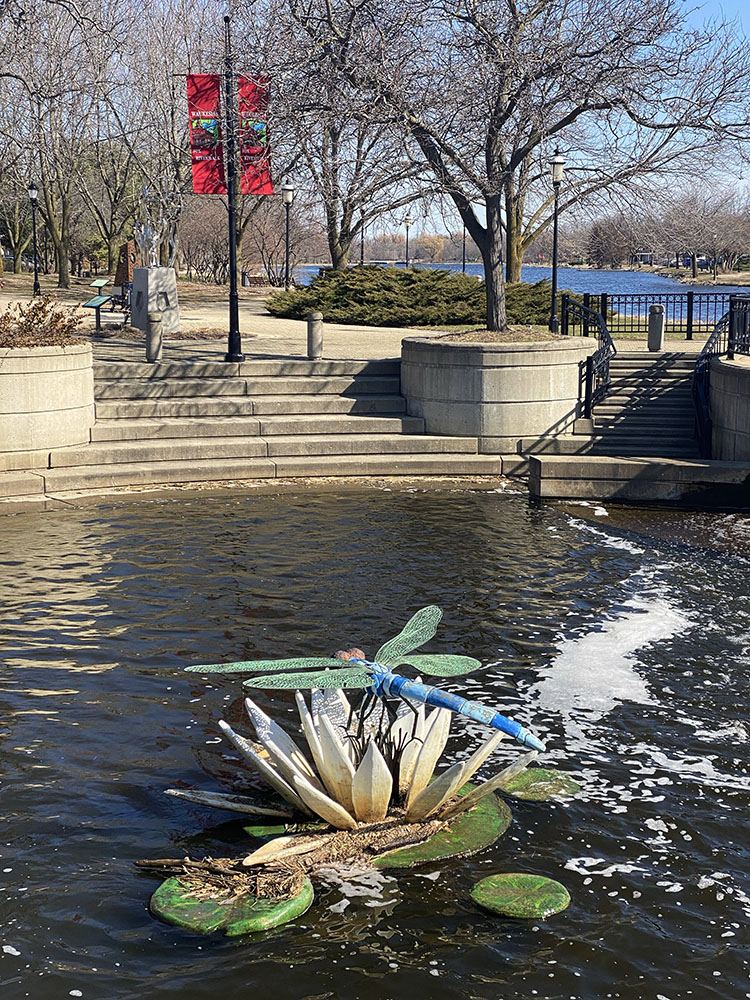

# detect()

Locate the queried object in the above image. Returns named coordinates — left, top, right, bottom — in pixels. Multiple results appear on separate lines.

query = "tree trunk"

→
left=13, top=256, right=21, bottom=274
left=503, top=176, right=525, bottom=284
left=484, top=196, right=507, bottom=331
left=691, top=253, right=697, bottom=278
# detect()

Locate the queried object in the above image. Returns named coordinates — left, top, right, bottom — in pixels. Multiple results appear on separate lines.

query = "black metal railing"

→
left=562, top=291, right=731, bottom=341
left=564, top=298, right=617, bottom=418
left=692, top=294, right=750, bottom=457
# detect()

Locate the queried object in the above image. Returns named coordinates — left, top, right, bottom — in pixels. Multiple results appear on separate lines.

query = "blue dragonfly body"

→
left=354, top=658, right=546, bottom=753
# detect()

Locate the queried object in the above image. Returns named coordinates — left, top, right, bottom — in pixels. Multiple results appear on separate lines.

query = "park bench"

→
left=83, top=278, right=113, bottom=331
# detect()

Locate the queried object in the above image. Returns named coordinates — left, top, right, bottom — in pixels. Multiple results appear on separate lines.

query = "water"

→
left=295, top=261, right=750, bottom=297
left=1, top=487, right=749, bottom=999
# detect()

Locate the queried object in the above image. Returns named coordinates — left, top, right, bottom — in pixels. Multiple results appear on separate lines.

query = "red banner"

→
left=238, top=75, right=273, bottom=195
left=186, top=73, right=273, bottom=196
left=187, top=74, right=225, bottom=194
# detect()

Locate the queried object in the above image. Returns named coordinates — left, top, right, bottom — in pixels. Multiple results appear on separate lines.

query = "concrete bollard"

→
left=648, top=304, right=665, bottom=352
left=307, top=310, right=323, bottom=359
left=146, top=311, right=163, bottom=362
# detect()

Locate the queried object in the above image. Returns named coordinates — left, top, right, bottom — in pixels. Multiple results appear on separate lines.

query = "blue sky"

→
left=691, top=0, right=747, bottom=30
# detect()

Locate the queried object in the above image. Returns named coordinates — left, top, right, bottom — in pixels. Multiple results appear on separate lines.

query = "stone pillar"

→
left=307, top=311, right=323, bottom=359
left=131, top=267, right=180, bottom=335
left=648, top=305, right=665, bottom=352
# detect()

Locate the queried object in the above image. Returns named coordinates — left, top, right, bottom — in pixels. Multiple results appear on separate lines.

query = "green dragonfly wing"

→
left=374, top=605, right=443, bottom=664
left=394, top=653, right=482, bottom=677
left=243, top=667, right=372, bottom=690
left=185, top=657, right=343, bottom=674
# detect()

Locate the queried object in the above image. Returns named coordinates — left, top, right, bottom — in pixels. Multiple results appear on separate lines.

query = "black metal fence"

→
left=562, top=291, right=731, bottom=341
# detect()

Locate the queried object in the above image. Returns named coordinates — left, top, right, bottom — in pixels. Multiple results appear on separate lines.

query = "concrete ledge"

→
left=401, top=335, right=594, bottom=452
left=710, top=356, right=750, bottom=460
left=0, top=344, right=94, bottom=455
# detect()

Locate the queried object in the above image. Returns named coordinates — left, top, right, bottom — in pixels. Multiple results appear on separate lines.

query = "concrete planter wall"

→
left=0, top=343, right=94, bottom=455
left=710, top=356, right=750, bottom=460
left=401, top=335, right=595, bottom=453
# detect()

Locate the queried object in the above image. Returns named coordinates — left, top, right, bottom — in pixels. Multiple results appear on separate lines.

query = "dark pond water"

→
left=295, top=261, right=750, bottom=298
left=1, top=486, right=749, bottom=999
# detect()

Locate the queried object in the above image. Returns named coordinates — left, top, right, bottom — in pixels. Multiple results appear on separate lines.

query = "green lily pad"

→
left=471, top=873, right=570, bottom=919
left=241, top=822, right=290, bottom=839
left=373, top=784, right=511, bottom=869
left=502, top=767, right=581, bottom=801
left=150, top=875, right=314, bottom=936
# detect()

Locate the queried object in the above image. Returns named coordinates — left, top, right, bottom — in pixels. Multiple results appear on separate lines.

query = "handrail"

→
left=563, top=297, right=617, bottom=418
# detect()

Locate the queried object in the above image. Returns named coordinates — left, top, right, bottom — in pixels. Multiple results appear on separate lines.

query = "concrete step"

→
left=595, top=404, right=695, bottom=419
left=94, top=395, right=407, bottom=420
left=90, top=414, right=425, bottom=442
left=94, top=375, right=400, bottom=400
left=93, top=359, right=400, bottom=380
left=264, top=434, right=478, bottom=458
left=37, top=453, right=503, bottom=492
left=520, top=436, right=699, bottom=458
left=49, top=437, right=269, bottom=467
left=529, top=454, right=750, bottom=502
left=594, top=413, right=695, bottom=429
left=0, top=470, right=45, bottom=499
left=49, top=433, right=478, bottom=467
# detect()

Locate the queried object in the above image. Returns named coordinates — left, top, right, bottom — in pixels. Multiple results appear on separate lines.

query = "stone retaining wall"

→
left=0, top=343, right=94, bottom=457
left=401, top=336, right=595, bottom=453
left=710, top=356, right=750, bottom=460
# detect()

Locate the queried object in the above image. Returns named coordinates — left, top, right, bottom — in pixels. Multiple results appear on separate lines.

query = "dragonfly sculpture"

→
left=187, top=606, right=545, bottom=753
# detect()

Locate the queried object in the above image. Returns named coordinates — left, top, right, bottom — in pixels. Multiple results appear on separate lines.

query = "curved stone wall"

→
left=401, top=336, right=595, bottom=453
left=0, top=343, right=94, bottom=453
left=710, top=356, right=750, bottom=460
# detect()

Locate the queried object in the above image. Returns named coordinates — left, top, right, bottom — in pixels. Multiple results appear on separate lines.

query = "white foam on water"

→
left=566, top=516, right=646, bottom=555
left=530, top=583, right=691, bottom=725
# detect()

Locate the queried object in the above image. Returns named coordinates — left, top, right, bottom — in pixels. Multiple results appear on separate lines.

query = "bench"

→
left=83, top=279, right=112, bottom=331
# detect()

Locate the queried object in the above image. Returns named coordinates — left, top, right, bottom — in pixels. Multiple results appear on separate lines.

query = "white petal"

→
left=244, top=696, right=317, bottom=779
left=164, top=789, right=293, bottom=817
left=242, top=834, right=331, bottom=867
left=404, top=708, right=451, bottom=810
left=217, top=720, right=312, bottom=815
left=316, top=714, right=356, bottom=812
left=456, top=730, right=506, bottom=786
left=291, top=773, right=358, bottom=830
left=404, top=759, right=466, bottom=822
left=313, top=688, right=357, bottom=762
left=296, top=691, right=328, bottom=778
left=441, top=751, right=538, bottom=819
left=352, top=741, right=393, bottom=823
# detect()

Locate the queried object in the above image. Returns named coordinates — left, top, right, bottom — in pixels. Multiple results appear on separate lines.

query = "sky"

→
left=690, top=0, right=747, bottom=30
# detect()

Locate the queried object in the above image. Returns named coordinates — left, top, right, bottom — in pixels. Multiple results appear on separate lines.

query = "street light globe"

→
left=404, top=216, right=412, bottom=228
left=28, top=181, right=39, bottom=202
left=549, top=149, right=565, bottom=185
left=281, top=182, right=295, bottom=205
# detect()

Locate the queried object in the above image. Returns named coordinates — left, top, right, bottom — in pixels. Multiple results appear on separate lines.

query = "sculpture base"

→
left=131, top=267, right=180, bottom=335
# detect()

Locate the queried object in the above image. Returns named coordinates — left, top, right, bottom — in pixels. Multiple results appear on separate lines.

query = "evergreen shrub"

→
left=266, top=265, right=572, bottom=328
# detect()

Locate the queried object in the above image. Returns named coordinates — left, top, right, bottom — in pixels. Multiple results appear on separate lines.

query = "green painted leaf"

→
left=373, top=782, right=511, bottom=869
left=150, top=875, right=314, bottom=935
left=375, top=605, right=443, bottom=664
left=243, top=667, right=372, bottom=690
left=470, top=873, right=571, bottom=919
left=186, top=657, right=343, bottom=674
left=502, top=768, right=581, bottom=801
left=242, top=821, right=326, bottom=838
left=394, top=653, right=482, bottom=677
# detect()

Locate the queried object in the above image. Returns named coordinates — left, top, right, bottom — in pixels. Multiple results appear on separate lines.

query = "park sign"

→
left=186, top=73, right=273, bottom=196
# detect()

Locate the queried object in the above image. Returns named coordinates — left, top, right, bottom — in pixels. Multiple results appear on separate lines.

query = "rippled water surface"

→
left=1, top=487, right=749, bottom=1000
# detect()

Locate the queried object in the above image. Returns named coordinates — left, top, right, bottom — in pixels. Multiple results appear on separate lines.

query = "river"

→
left=1, top=485, right=748, bottom=999
left=295, top=262, right=750, bottom=297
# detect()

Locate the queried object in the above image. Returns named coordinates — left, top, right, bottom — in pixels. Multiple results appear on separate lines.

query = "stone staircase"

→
left=1, top=359, right=504, bottom=499
left=522, top=351, right=698, bottom=460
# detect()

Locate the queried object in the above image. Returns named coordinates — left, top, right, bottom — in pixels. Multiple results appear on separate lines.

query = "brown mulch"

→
left=137, top=815, right=447, bottom=900
left=93, top=325, right=226, bottom=341
left=440, top=326, right=561, bottom=343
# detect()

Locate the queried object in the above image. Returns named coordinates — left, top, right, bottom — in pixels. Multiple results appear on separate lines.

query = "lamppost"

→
left=360, top=214, right=365, bottom=266
left=548, top=148, right=565, bottom=334
left=713, top=234, right=718, bottom=281
left=462, top=224, right=466, bottom=273
left=28, top=182, right=41, bottom=296
left=281, top=182, right=294, bottom=291
left=404, top=215, right=411, bottom=268
left=223, top=15, right=244, bottom=362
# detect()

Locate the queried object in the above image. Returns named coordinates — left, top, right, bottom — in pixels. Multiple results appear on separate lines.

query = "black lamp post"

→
left=28, top=181, right=41, bottom=296
left=281, top=181, right=294, bottom=291
left=224, top=15, right=244, bottom=362
left=548, top=148, right=565, bottom=334
left=713, top=234, right=718, bottom=281
left=404, top=215, right=411, bottom=268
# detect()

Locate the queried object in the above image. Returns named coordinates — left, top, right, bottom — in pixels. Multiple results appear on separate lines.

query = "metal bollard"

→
left=307, top=310, right=323, bottom=359
left=146, top=311, right=163, bottom=362
left=648, top=304, right=665, bottom=352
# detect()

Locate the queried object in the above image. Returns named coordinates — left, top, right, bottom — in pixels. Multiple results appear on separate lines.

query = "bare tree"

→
left=285, top=0, right=750, bottom=329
